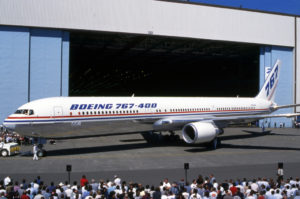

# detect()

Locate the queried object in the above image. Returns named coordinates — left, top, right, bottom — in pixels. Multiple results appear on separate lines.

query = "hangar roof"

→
left=0, top=0, right=297, bottom=47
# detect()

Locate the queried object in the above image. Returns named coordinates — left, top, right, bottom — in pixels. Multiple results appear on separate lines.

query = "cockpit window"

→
left=14, top=109, right=34, bottom=115
left=14, top=110, right=22, bottom=114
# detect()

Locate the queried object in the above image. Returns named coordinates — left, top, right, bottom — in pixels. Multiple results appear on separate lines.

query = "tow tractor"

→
left=0, top=142, right=20, bottom=157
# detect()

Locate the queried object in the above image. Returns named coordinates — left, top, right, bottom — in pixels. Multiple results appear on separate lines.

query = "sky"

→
left=191, top=0, right=300, bottom=16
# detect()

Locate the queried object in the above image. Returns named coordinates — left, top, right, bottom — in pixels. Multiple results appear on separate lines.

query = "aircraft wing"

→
left=153, top=113, right=300, bottom=130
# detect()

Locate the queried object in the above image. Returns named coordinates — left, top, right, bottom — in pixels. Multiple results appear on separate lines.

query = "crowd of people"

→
left=0, top=128, right=31, bottom=146
left=1, top=174, right=300, bottom=199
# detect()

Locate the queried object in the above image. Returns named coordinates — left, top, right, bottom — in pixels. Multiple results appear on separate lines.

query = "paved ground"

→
left=0, top=127, right=300, bottom=186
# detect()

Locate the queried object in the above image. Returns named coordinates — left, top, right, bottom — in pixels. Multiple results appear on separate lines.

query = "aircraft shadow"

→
left=185, top=143, right=300, bottom=153
left=186, top=130, right=300, bottom=152
left=220, top=130, right=273, bottom=141
left=45, top=141, right=187, bottom=156
left=42, top=129, right=300, bottom=156
left=53, top=131, right=142, bottom=140
left=220, top=143, right=300, bottom=151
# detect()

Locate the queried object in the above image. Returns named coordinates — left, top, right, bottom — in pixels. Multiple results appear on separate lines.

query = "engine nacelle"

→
left=182, top=122, right=220, bottom=144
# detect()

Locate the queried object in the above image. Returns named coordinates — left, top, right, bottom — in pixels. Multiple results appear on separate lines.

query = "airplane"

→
left=3, top=59, right=300, bottom=156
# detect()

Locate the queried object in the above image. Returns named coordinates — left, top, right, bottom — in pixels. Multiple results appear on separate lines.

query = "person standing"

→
left=33, top=144, right=38, bottom=160
left=277, top=165, right=284, bottom=185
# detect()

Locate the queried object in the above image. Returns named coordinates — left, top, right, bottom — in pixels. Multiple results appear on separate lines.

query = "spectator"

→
left=189, top=188, right=201, bottom=199
left=21, top=191, right=29, bottom=199
left=4, top=177, right=11, bottom=188
left=223, top=190, right=233, bottom=199
left=80, top=176, right=88, bottom=188
left=2, top=173, right=300, bottom=199
left=0, top=192, right=7, bottom=199
left=113, top=176, right=121, bottom=187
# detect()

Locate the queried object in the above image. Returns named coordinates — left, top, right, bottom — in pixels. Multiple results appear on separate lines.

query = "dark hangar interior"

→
left=69, top=31, right=259, bottom=97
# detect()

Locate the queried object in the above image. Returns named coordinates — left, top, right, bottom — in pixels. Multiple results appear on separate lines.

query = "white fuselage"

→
left=3, top=96, right=272, bottom=138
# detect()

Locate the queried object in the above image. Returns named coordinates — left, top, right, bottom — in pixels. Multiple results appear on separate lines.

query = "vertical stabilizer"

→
left=256, top=59, right=281, bottom=101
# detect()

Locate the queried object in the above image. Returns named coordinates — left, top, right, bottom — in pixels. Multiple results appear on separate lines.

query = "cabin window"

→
left=82, top=112, right=85, bottom=115
left=70, top=112, right=72, bottom=116
left=78, top=112, right=80, bottom=115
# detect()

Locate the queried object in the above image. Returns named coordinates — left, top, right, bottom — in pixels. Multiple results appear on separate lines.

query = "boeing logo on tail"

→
left=256, top=60, right=281, bottom=102
left=265, top=64, right=279, bottom=97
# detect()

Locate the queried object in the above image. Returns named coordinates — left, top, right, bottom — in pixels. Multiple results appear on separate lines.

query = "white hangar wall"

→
left=0, top=0, right=295, bottom=47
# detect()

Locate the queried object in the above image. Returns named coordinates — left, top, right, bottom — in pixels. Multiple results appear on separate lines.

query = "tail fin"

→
left=256, top=59, right=281, bottom=101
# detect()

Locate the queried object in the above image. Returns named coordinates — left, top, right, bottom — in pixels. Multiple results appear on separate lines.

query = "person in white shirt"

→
left=163, top=179, right=171, bottom=189
left=245, top=190, right=256, bottom=199
left=168, top=191, right=176, bottom=199
left=189, top=189, right=202, bottom=199
left=250, top=180, right=259, bottom=193
left=182, top=188, right=189, bottom=199
left=274, top=189, right=283, bottom=199
left=4, top=176, right=11, bottom=187
left=0, top=185, right=6, bottom=195
left=33, top=144, right=39, bottom=160
left=114, top=175, right=121, bottom=186
left=190, top=180, right=197, bottom=190
left=65, top=185, right=73, bottom=198
left=210, top=188, right=218, bottom=199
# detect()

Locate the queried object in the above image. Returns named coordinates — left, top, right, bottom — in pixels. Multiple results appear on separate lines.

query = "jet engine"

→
left=182, top=121, right=221, bottom=144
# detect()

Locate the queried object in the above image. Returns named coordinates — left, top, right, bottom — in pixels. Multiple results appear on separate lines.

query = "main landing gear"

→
left=33, top=138, right=47, bottom=157
left=208, top=137, right=221, bottom=150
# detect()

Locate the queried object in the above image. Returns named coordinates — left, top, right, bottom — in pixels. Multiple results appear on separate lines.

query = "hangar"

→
left=0, top=0, right=299, bottom=127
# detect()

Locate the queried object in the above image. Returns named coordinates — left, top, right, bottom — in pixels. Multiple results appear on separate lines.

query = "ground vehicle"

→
left=0, top=142, right=20, bottom=157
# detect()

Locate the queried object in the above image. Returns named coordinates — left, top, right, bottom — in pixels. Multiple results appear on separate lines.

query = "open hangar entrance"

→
left=69, top=31, right=260, bottom=97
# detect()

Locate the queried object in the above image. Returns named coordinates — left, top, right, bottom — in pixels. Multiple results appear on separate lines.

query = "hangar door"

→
left=69, top=31, right=260, bottom=97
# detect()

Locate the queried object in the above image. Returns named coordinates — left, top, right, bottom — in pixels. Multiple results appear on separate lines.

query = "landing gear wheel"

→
left=37, top=149, right=46, bottom=157
left=1, top=149, right=8, bottom=157
left=209, top=137, right=220, bottom=150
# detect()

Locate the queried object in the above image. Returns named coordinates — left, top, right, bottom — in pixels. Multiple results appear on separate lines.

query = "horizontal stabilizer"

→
left=272, top=104, right=300, bottom=110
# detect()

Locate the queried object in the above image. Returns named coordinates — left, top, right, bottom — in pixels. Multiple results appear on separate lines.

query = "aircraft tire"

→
left=208, top=137, right=220, bottom=150
left=37, top=149, right=46, bottom=157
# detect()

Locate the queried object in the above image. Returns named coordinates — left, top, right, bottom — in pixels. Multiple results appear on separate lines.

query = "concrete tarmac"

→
left=1, top=127, right=300, bottom=186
